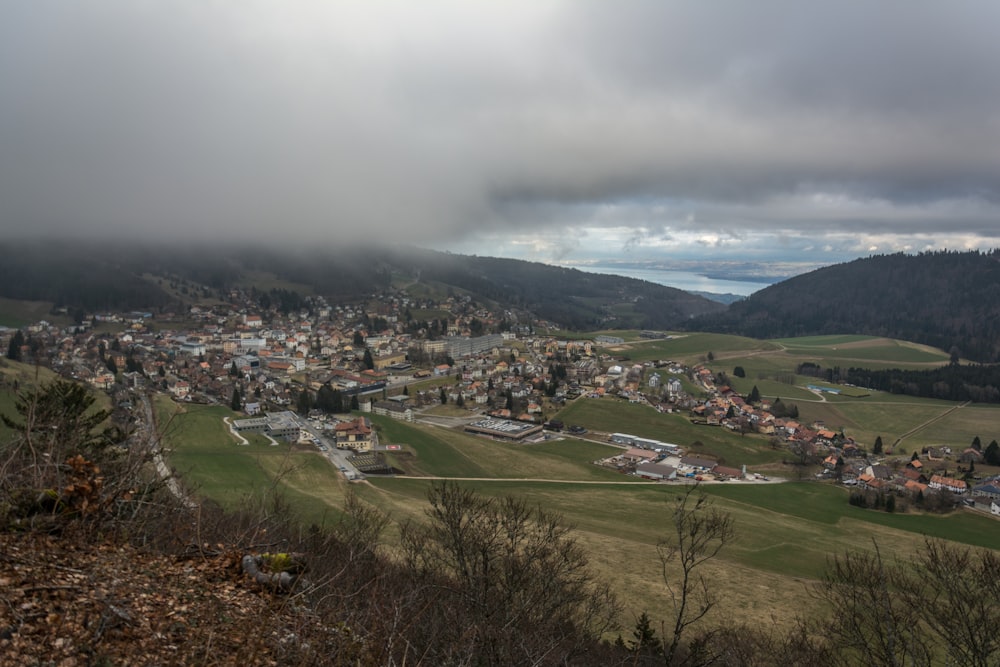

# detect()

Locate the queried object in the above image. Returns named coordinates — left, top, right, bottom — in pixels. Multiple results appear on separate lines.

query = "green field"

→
left=601, top=333, right=776, bottom=363
left=158, top=399, right=349, bottom=526
left=357, top=476, right=1000, bottom=628
left=700, top=335, right=1000, bottom=453
left=555, top=398, right=786, bottom=467
left=775, top=336, right=951, bottom=365
left=372, top=414, right=634, bottom=481
left=730, top=376, right=820, bottom=402
left=900, top=403, right=1000, bottom=448
left=704, top=482, right=1000, bottom=551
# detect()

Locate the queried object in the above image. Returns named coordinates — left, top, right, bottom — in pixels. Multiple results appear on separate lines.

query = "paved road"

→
left=137, top=393, right=196, bottom=507
left=363, top=474, right=784, bottom=486
left=381, top=476, right=660, bottom=484
left=297, top=419, right=365, bottom=480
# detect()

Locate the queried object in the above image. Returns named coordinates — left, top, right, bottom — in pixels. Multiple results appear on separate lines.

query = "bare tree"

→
left=657, top=485, right=735, bottom=666
left=401, top=481, right=620, bottom=666
left=812, top=541, right=931, bottom=667
left=910, top=540, right=1000, bottom=667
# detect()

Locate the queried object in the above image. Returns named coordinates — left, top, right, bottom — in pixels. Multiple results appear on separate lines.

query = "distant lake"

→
left=572, top=265, right=771, bottom=297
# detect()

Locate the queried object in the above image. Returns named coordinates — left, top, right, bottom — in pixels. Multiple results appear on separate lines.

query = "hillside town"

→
left=1, top=285, right=996, bottom=514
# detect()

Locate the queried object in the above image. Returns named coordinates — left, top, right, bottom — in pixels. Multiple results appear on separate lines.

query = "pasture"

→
left=372, top=414, right=636, bottom=481
left=602, top=332, right=775, bottom=363
left=775, top=335, right=951, bottom=366
left=358, top=476, right=1000, bottom=629
left=554, top=398, right=787, bottom=467
left=702, top=334, right=1000, bottom=451
left=159, top=399, right=349, bottom=525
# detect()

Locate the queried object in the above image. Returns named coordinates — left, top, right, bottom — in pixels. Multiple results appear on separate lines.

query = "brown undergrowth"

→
left=0, top=528, right=292, bottom=666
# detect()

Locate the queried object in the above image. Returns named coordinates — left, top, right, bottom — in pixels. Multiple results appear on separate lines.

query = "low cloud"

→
left=2, top=1, right=999, bottom=261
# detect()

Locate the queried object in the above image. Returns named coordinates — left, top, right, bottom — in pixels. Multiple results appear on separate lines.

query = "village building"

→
left=232, top=411, right=301, bottom=442
left=372, top=399, right=414, bottom=422
left=928, top=474, right=967, bottom=494
left=335, top=417, right=374, bottom=452
left=971, top=481, right=1000, bottom=500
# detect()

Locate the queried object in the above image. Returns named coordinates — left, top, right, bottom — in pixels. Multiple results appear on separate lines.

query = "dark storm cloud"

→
left=1, top=1, right=999, bottom=251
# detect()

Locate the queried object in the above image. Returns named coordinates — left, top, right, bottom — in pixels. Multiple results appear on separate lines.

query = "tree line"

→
left=690, top=250, right=1000, bottom=363
left=793, top=359, right=1000, bottom=403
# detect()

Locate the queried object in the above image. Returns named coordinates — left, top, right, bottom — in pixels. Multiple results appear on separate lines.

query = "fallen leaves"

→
left=0, top=530, right=295, bottom=666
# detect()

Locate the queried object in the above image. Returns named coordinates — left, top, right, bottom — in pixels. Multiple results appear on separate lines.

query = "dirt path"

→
left=892, top=401, right=969, bottom=449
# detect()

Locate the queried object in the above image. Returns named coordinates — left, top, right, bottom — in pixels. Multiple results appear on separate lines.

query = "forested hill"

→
left=375, top=247, right=726, bottom=329
left=0, top=242, right=174, bottom=313
left=689, top=250, right=1000, bottom=362
left=0, top=241, right=724, bottom=331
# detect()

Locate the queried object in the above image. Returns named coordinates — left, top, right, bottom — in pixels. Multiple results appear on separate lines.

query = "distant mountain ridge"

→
left=0, top=241, right=724, bottom=330
left=8, top=243, right=997, bottom=359
left=688, top=250, right=1000, bottom=362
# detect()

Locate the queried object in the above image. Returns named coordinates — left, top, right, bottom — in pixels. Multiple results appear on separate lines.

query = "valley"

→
left=3, top=248, right=1000, bottom=659
left=145, top=331, right=1000, bottom=634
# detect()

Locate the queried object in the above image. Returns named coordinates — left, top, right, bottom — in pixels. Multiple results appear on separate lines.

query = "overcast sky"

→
left=2, top=1, right=999, bottom=271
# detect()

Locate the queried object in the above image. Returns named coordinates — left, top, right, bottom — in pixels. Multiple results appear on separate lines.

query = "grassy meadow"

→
left=658, top=334, right=1000, bottom=449
left=372, top=413, right=636, bottom=481
left=357, top=476, right=1000, bottom=629
left=775, top=335, right=952, bottom=366
left=600, top=332, right=777, bottom=364
left=555, top=398, right=787, bottom=467
left=158, top=398, right=350, bottom=526
left=0, top=297, right=72, bottom=328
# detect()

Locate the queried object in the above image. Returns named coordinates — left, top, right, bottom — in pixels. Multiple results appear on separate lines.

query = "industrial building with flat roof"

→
left=232, top=411, right=301, bottom=441
left=465, top=417, right=543, bottom=442
left=610, top=433, right=681, bottom=454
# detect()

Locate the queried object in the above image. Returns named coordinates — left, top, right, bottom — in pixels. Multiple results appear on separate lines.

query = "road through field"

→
left=362, top=475, right=785, bottom=486
left=891, top=401, right=970, bottom=448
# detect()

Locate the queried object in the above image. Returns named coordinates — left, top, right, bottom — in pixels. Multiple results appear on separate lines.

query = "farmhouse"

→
left=713, top=465, right=745, bottom=480
left=928, top=474, right=967, bottom=494
left=622, top=448, right=659, bottom=463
